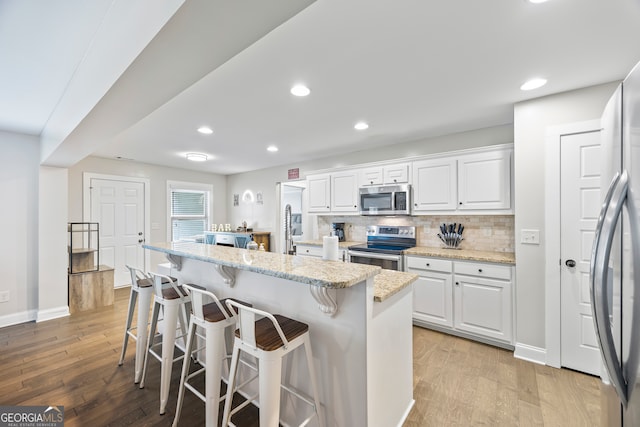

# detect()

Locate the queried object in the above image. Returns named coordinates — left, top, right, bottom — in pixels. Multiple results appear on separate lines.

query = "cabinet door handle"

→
left=370, top=180, right=373, bottom=185
left=426, top=263, right=430, bottom=267
left=414, top=203, right=418, bottom=207
left=459, top=202, right=463, bottom=205
left=478, top=268, right=483, bottom=273
left=455, top=281, right=459, bottom=286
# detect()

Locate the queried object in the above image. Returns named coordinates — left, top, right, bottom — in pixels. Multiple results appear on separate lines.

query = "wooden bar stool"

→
left=118, top=265, right=155, bottom=383
left=172, top=284, right=251, bottom=427
left=140, top=272, right=191, bottom=415
left=221, top=301, right=324, bottom=427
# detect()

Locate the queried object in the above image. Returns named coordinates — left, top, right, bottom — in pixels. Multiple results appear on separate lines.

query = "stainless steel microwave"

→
left=359, top=184, right=411, bottom=215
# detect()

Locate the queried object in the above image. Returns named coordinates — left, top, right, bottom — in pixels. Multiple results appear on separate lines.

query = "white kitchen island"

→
left=143, top=242, right=416, bottom=427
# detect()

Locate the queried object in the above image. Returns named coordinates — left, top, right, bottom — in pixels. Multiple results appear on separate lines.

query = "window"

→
left=167, top=181, right=212, bottom=242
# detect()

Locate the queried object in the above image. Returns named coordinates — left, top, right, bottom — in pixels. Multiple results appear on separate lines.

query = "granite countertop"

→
left=373, top=270, right=418, bottom=303
left=404, top=246, right=515, bottom=265
left=143, top=242, right=380, bottom=288
left=295, top=240, right=364, bottom=249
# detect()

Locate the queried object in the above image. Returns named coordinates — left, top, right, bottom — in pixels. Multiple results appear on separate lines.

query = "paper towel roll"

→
left=322, top=235, right=339, bottom=261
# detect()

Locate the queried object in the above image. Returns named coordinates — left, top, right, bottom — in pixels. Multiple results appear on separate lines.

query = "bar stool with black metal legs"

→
left=221, top=301, right=324, bottom=427
left=172, top=284, right=252, bottom=427
left=139, top=272, right=191, bottom=415
left=118, top=265, right=154, bottom=383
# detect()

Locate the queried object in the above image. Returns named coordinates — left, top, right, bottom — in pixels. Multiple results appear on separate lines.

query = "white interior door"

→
left=89, top=178, right=145, bottom=287
left=560, top=130, right=602, bottom=375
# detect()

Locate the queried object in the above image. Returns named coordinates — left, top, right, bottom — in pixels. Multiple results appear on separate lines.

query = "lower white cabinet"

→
left=295, top=244, right=349, bottom=262
left=407, top=255, right=514, bottom=347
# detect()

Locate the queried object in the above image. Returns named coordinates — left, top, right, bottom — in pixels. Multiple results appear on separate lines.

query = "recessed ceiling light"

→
left=267, top=145, right=279, bottom=152
left=354, top=121, right=369, bottom=131
left=197, top=126, right=213, bottom=135
left=527, top=0, right=549, bottom=3
left=186, top=153, right=207, bottom=162
left=290, top=84, right=310, bottom=97
left=520, top=78, right=547, bottom=91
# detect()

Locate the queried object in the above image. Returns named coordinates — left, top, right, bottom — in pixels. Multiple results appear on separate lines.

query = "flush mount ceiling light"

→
left=520, top=77, right=547, bottom=91
left=527, top=0, right=549, bottom=3
left=186, top=153, right=207, bottom=162
left=290, top=84, right=310, bottom=97
left=354, top=121, right=369, bottom=130
left=267, top=145, right=279, bottom=152
left=197, top=126, right=213, bottom=135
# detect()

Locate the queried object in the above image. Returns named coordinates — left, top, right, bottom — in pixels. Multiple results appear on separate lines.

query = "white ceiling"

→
left=2, top=0, right=640, bottom=175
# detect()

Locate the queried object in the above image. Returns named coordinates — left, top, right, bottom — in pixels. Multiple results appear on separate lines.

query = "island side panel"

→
left=368, top=283, right=415, bottom=427
left=173, top=256, right=369, bottom=426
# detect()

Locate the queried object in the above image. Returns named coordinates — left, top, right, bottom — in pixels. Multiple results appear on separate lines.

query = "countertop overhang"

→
left=144, top=242, right=380, bottom=288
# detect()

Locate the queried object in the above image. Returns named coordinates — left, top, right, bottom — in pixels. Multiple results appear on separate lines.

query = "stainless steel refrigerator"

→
left=591, top=61, right=640, bottom=426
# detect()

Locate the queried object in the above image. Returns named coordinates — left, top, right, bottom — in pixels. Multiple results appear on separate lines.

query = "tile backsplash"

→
left=318, top=215, right=514, bottom=253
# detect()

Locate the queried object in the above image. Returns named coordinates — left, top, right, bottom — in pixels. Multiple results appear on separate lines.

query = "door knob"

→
left=565, top=259, right=576, bottom=268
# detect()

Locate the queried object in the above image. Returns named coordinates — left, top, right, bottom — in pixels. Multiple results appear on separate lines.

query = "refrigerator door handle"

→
left=590, top=170, right=629, bottom=406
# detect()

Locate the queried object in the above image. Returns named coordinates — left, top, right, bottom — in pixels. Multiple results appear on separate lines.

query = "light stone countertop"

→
left=295, top=240, right=364, bottom=249
left=404, top=246, right=515, bottom=265
left=144, top=242, right=380, bottom=288
left=373, top=270, right=418, bottom=303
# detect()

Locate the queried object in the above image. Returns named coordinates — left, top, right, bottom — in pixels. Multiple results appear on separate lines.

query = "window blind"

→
left=170, top=189, right=209, bottom=242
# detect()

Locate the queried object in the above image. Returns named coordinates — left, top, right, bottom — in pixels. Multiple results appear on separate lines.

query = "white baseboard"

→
left=0, top=309, right=37, bottom=328
left=36, top=306, right=70, bottom=323
left=396, top=399, right=415, bottom=427
left=514, top=342, right=547, bottom=365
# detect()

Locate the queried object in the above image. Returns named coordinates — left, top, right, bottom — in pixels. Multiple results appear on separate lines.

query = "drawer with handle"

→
left=454, top=261, right=511, bottom=280
left=406, top=256, right=452, bottom=273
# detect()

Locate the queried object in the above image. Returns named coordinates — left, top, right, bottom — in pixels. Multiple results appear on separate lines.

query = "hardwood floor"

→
left=0, top=287, right=601, bottom=426
left=404, top=327, right=602, bottom=427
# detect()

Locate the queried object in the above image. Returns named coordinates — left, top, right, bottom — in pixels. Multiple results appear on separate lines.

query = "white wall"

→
left=67, top=156, right=227, bottom=268
left=226, top=124, right=514, bottom=230
left=0, top=131, right=40, bottom=326
left=38, top=166, right=69, bottom=321
left=513, top=82, right=619, bottom=352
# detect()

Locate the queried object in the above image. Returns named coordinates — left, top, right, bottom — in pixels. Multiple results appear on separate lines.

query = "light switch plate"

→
left=521, top=229, right=540, bottom=245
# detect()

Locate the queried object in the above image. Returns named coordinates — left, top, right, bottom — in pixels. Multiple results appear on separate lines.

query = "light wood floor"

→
left=404, top=327, right=602, bottom=426
left=0, top=287, right=601, bottom=426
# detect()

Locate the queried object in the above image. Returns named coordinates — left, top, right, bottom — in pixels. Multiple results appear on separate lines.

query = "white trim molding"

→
left=514, top=342, right=547, bottom=365
left=0, top=309, right=37, bottom=328
left=544, top=119, right=601, bottom=369
left=37, top=306, right=70, bottom=323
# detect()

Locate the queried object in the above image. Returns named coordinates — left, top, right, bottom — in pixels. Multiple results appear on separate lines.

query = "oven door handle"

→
left=348, top=250, right=402, bottom=261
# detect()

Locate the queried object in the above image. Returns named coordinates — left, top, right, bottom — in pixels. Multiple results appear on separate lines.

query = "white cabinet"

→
left=295, top=244, right=349, bottom=262
left=407, top=255, right=514, bottom=347
left=453, top=261, right=512, bottom=343
left=412, top=158, right=457, bottom=211
left=307, top=171, right=358, bottom=214
left=360, top=163, right=410, bottom=186
left=331, top=171, right=359, bottom=212
left=457, top=149, right=511, bottom=210
left=407, top=256, right=453, bottom=328
left=360, top=167, right=383, bottom=186
left=307, top=174, right=331, bottom=213
left=411, top=147, right=512, bottom=214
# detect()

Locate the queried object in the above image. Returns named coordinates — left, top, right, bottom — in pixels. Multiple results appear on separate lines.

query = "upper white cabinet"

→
left=360, top=167, right=383, bottom=186
left=412, top=146, right=512, bottom=214
left=307, top=171, right=359, bottom=214
left=331, top=171, right=359, bottom=212
left=307, top=174, right=331, bottom=213
left=360, top=163, right=410, bottom=186
left=457, top=149, right=511, bottom=210
left=412, top=158, right=457, bottom=211
left=306, top=144, right=513, bottom=215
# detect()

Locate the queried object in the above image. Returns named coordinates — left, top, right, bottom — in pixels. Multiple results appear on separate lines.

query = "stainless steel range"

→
left=348, top=225, right=416, bottom=271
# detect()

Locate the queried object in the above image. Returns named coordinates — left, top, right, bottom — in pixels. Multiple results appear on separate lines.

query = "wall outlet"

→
left=521, top=229, right=540, bottom=245
left=0, top=291, right=9, bottom=303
